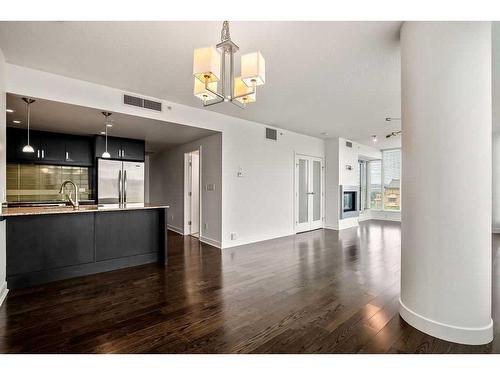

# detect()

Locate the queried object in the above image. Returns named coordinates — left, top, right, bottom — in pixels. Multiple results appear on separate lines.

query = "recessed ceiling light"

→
left=372, top=135, right=378, bottom=142
left=13, top=120, right=21, bottom=124
left=100, top=131, right=106, bottom=135
left=6, top=109, right=14, bottom=113
left=106, top=123, right=113, bottom=128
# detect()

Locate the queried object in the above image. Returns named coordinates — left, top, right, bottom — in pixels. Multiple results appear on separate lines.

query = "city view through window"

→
left=368, top=149, right=401, bottom=211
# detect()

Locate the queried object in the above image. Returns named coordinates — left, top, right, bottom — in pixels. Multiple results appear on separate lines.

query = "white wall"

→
left=4, top=64, right=325, bottom=249
left=493, top=132, right=500, bottom=233
left=325, top=137, right=382, bottom=230
left=149, top=133, right=222, bottom=247
left=0, top=48, right=7, bottom=306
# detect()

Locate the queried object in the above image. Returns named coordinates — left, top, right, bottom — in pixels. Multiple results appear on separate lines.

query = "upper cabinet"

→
left=7, top=128, right=93, bottom=167
left=94, top=136, right=145, bottom=162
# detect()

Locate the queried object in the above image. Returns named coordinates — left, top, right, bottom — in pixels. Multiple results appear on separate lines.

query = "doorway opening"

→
left=295, top=154, right=324, bottom=233
left=184, top=149, right=201, bottom=238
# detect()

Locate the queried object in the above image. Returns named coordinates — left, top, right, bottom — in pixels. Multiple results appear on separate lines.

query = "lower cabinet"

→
left=6, top=209, right=166, bottom=289
left=95, top=210, right=162, bottom=261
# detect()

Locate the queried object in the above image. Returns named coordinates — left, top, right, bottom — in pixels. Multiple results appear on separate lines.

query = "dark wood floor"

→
left=1, top=220, right=499, bottom=353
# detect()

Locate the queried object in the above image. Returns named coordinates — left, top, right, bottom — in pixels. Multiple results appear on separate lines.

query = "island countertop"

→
left=0, top=203, right=169, bottom=218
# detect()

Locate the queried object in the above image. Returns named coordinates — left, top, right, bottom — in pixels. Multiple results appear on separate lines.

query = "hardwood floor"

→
left=1, top=220, right=499, bottom=353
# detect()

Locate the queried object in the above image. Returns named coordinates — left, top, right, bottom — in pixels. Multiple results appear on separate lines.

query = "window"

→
left=368, top=160, right=382, bottom=209
left=358, top=160, right=368, bottom=211
left=382, top=149, right=401, bottom=211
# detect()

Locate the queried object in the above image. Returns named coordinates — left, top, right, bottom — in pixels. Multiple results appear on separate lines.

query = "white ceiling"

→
left=0, top=21, right=402, bottom=142
left=6, top=94, right=217, bottom=153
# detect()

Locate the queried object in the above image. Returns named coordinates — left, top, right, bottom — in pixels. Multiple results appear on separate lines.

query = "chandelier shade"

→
left=234, top=77, right=256, bottom=104
left=241, top=51, right=266, bottom=87
left=192, top=21, right=265, bottom=109
left=193, top=78, right=219, bottom=101
left=193, top=47, right=221, bottom=83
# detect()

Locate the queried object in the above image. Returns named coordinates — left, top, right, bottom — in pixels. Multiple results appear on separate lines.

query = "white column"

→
left=0, top=47, right=7, bottom=307
left=400, top=22, right=493, bottom=345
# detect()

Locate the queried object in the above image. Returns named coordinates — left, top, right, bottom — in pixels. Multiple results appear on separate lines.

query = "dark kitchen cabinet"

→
left=6, top=127, right=93, bottom=166
left=120, top=139, right=145, bottom=161
left=6, top=127, right=36, bottom=162
left=94, top=135, right=145, bottom=162
left=65, top=136, right=93, bottom=166
left=37, top=132, right=66, bottom=162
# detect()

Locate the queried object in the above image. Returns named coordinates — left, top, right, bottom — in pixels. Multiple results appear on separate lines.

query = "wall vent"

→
left=266, top=128, right=278, bottom=141
left=345, top=141, right=353, bottom=148
left=144, top=99, right=162, bottom=111
left=123, top=94, right=162, bottom=112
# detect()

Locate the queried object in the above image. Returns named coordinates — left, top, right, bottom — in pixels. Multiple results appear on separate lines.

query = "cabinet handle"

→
left=37, top=150, right=40, bottom=158
left=66, top=152, right=69, bottom=160
left=41, top=150, right=45, bottom=158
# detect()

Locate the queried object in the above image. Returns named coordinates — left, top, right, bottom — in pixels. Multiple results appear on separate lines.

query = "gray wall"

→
left=149, top=133, right=222, bottom=246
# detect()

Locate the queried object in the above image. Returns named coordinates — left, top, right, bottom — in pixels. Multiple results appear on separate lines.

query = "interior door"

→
left=295, top=154, right=323, bottom=233
left=190, top=152, right=200, bottom=236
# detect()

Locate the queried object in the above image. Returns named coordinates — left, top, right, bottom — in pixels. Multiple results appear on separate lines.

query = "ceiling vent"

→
left=266, top=128, right=278, bottom=141
left=345, top=141, right=353, bottom=148
left=123, top=94, right=162, bottom=112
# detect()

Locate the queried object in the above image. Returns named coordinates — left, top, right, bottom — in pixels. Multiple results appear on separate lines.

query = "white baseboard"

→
left=199, top=236, right=222, bottom=248
left=399, top=298, right=493, bottom=345
left=0, top=281, right=8, bottom=308
left=167, top=224, right=184, bottom=235
left=222, top=231, right=294, bottom=249
left=323, top=225, right=339, bottom=231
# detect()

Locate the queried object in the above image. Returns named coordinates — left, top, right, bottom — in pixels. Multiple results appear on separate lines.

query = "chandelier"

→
left=193, top=21, right=266, bottom=108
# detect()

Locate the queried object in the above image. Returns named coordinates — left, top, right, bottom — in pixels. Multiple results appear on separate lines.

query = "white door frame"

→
left=184, top=148, right=202, bottom=237
left=294, top=153, right=324, bottom=233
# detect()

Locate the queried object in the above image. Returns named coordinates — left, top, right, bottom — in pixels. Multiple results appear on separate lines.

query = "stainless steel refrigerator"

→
left=98, top=159, right=145, bottom=204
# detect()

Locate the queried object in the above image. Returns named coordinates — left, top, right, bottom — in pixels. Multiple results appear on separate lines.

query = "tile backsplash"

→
left=7, top=163, right=92, bottom=202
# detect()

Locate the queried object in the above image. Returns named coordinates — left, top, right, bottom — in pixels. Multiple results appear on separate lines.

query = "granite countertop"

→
left=0, top=203, right=170, bottom=217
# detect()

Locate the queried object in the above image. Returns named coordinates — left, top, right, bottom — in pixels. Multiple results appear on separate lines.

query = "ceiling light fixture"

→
left=101, top=112, right=112, bottom=158
left=386, top=131, right=402, bottom=139
left=21, top=98, right=35, bottom=153
left=6, top=109, right=14, bottom=113
left=372, top=135, right=378, bottom=142
left=193, top=21, right=265, bottom=108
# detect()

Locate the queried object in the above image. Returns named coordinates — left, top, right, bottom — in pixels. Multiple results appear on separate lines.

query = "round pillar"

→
left=400, top=22, right=493, bottom=345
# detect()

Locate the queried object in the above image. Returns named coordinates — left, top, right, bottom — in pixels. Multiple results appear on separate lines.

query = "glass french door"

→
left=295, top=154, right=324, bottom=233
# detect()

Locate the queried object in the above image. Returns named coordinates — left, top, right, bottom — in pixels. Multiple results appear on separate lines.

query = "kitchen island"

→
left=1, top=204, right=169, bottom=289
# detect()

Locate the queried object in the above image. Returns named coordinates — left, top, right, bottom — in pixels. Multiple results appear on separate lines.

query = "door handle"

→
left=118, top=169, right=122, bottom=204
left=124, top=170, right=127, bottom=203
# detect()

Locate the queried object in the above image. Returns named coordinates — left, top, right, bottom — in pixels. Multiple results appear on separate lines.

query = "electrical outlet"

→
left=230, top=232, right=237, bottom=240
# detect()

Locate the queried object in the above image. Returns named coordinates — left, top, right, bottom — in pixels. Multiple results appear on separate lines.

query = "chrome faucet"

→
left=59, top=180, right=79, bottom=209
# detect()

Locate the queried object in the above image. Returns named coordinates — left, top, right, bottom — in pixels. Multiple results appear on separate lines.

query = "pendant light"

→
left=21, top=97, right=36, bottom=153
left=101, top=112, right=112, bottom=158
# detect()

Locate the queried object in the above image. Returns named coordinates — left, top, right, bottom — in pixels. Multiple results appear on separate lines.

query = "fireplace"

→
left=340, top=185, right=359, bottom=219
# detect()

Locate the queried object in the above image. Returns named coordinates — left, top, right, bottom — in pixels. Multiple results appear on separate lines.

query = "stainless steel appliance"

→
left=98, top=159, right=145, bottom=204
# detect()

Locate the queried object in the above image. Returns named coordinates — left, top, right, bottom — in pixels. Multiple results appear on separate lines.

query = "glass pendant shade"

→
left=22, top=144, right=34, bottom=153
left=234, top=77, right=256, bottom=104
left=193, top=78, right=218, bottom=101
left=101, top=151, right=111, bottom=158
left=241, top=51, right=265, bottom=87
left=193, top=47, right=221, bottom=83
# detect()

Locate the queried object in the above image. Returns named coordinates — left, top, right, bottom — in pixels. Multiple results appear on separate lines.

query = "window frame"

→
left=367, top=147, right=402, bottom=213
